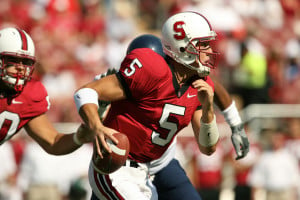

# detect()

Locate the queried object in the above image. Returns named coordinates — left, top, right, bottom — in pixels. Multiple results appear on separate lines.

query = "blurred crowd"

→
left=0, top=0, right=300, bottom=121
left=177, top=117, right=300, bottom=200
left=1, top=0, right=300, bottom=200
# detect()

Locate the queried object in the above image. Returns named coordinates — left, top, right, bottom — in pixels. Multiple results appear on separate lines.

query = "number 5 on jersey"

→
left=124, top=58, right=143, bottom=77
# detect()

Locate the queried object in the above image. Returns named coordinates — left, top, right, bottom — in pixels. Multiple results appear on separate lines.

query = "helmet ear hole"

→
left=179, top=47, right=185, bottom=52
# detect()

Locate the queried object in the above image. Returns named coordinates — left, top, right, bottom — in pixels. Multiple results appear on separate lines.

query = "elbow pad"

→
left=199, top=115, right=219, bottom=147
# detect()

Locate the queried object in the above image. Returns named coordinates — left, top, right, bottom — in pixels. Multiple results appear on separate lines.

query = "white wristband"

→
left=199, top=115, right=219, bottom=147
left=74, top=88, right=99, bottom=112
left=73, top=132, right=82, bottom=146
left=221, top=101, right=242, bottom=126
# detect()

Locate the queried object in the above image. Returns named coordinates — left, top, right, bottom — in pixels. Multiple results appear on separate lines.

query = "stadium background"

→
left=1, top=0, right=300, bottom=200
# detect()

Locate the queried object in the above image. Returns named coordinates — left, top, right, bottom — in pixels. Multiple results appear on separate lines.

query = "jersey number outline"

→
left=0, top=111, right=20, bottom=142
left=152, top=104, right=185, bottom=146
left=124, top=58, right=143, bottom=77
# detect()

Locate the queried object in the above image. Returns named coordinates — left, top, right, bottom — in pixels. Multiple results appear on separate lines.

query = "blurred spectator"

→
left=189, top=139, right=228, bottom=200
left=284, top=37, right=300, bottom=83
left=233, top=34, right=270, bottom=107
left=266, top=46, right=285, bottom=103
left=285, top=118, right=300, bottom=199
left=17, top=136, right=92, bottom=200
left=0, top=142, right=22, bottom=200
left=44, top=0, right=81, bottom=36
left=280, top=0, right=300, bottom=22
left=248, top=130, right=300, bottom=200
left=227, top=130, right=262, bottom=200
left=105, top=0, right=138, bottom=69
left=79, top=0, right=106, bottom=38
left=137, top=0, right=161, bottom=30
left=285, top=118, right=300, bottom=168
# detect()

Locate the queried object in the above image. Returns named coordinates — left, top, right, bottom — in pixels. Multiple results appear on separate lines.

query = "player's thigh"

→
left=89, top=162, right=157, bottom=200
left=153, top=159, right=201, bottom=200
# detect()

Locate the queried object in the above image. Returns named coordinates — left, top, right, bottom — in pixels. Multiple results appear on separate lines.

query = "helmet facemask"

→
left=184, top=36, right=219, bottom=77
left=0, top=53, right=35, bottom=92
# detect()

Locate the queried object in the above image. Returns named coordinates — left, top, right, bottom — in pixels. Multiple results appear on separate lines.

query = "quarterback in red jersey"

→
left=75, top=11, right=221, bottom=199
left=0, top=27, right=93, bottom=154
left=104, top=48, right=215, bottom=163
left=94, top=34, right=250, bottom=200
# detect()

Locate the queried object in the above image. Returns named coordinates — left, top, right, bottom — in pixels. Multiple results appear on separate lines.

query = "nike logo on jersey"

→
left=12, top=99, right=23, bottom=104
left=187, top=93, right=197, bottom=98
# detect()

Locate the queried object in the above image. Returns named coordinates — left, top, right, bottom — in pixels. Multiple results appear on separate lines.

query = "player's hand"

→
left=91, top=68, right=119, bottom=157
left=231, top=123, right=250, bottom=160
left=192, top=79, right=214, bottom=109
left=94, top=125, right=119, bottom=159
left=75, top=123, right=95, bottom=144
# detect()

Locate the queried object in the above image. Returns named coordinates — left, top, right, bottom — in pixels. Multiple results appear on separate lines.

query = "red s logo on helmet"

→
left=173, top=21, right=185, bottom=40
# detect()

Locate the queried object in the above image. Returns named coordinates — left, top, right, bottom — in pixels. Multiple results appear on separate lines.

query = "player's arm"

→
left=24, top=114, right=93, bottom=155
left=191, top=79, right=219, bottom=155
left=211, top=75, right=250, bottom=160
left=74, top=74, right=126, bottom=158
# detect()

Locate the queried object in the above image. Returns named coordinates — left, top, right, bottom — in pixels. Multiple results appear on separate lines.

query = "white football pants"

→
left=88, top=160, right=158, bottom=200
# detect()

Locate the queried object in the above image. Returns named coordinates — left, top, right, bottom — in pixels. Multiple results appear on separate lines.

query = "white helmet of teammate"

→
left=162, top=11, right=219, bottom=77
left=0, top=27, right=35, bottom=92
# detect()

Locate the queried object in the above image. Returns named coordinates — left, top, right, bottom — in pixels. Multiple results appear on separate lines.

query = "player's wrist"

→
left=221, top=101, right=242, bottom=127
left=230, top=123, right=242, bottom=133
left=199, top=114, right=219, bottom=147
left=74, top=88, right=99, bottom=112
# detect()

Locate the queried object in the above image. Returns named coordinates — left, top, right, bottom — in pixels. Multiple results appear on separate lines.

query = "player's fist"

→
left=192, top=79, right=214, bottom=109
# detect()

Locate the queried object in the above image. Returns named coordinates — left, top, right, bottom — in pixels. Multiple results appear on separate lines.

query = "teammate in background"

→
left=96, top=34, right=249, bottom=200
left=75, top=11, right=245, bottom=200
left=0, top=27, right=93, bottom=154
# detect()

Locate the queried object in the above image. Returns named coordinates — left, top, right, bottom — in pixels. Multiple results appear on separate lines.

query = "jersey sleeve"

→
left=22, top=80, right=50, bottom=118
left=117, top=48, right=168, bottom=100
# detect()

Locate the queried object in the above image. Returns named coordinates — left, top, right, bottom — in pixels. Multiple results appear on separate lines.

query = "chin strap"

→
left=2, top=75, right=25, bottom=92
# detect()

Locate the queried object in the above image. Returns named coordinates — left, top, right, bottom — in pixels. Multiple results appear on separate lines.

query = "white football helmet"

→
left=0, top=27, right=35, bottom=92
left=162, top=11, right=219, bottom=77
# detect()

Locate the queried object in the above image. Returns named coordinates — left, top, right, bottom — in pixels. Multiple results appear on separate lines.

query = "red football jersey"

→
left=103, top=48, right=214, bottom=163
left=0, top=80, right=49, bottom=144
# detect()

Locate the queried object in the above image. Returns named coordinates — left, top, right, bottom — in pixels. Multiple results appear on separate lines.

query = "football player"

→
left=74, top=11, right=246, bottom=199
left=0, top=27, right=93, bottom=154
left=94, top=34, right=249, bottom=200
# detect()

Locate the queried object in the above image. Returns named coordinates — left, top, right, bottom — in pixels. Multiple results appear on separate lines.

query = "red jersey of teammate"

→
left=0, top=80, right=49, bottom=144
left=103, top=48, right=214, bottom=163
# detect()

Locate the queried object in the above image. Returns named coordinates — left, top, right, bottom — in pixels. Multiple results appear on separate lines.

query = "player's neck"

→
left=172, top=62, right=196, bottom=85
left=174, top=70, right=185, bottom=85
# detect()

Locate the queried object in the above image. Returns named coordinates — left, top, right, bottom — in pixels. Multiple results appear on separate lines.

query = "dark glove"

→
left=231, top=123, right=250, bottom=160
left=99, top=68, right=117, bottom=79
